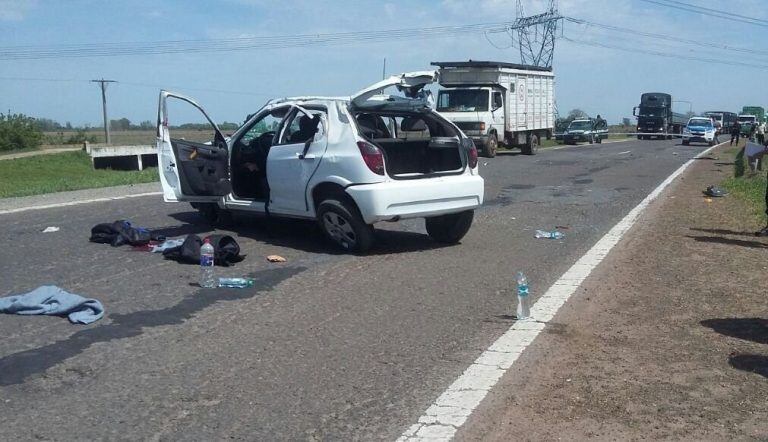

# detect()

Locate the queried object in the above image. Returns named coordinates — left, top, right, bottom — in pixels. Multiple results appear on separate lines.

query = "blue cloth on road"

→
left=151, top=238, right=186, bottom=253
left=0, top=286, right=104, bottom=324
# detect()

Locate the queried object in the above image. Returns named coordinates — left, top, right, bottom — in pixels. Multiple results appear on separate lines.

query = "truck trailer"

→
left=633, top=92, right=686, bottom=140
left=432, top=61, right=555, bottom=157
left=703, top=111, right=737, bottom=135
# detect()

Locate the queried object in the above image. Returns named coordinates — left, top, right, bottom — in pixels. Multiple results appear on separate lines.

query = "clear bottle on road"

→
left=516, top=271, right=531, bottom=320
left=218, top=277, right=254, bottom=288
left=200, top=238, right=216, bottom=288
left=534, top=229, right=565, bottom=239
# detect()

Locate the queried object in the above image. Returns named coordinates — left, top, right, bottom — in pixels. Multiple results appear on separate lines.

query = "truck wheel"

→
left=484, top=134, right=498, bottom=158
left=317, top=198, right=374, bottom=253
left=682, top=140, right=689, bottom=146
left=425, top=210, right=474, bottom=244
left=522, top=134, right=539, bottom=155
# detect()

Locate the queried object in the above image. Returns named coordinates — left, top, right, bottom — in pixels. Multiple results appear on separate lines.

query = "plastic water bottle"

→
left=200, top=238, right=216, bottom=288
left=516, top=271, right=531, bottom=320
left=535, top=229, right=565, bottom=239
left=218, top=277, right=254, bottom=288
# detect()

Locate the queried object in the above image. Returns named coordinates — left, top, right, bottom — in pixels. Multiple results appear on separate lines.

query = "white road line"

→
left=398, top=141, right=726, bottom=441
left=0, top=192, right=162, bottom=215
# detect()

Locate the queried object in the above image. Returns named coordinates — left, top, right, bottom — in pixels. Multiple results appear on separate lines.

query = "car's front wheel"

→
left=425, top=210, right=474, bottom=244
left=317, top=198, right=374, bottom=253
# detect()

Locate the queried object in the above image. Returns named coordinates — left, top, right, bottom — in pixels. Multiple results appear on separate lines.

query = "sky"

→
left=1, top=0, right=767, bottom=126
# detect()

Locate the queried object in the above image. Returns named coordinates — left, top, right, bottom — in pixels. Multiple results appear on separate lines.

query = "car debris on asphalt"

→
left=267, top=255, right=287, bottom=263
left=41, top=226, right=60, bottom=233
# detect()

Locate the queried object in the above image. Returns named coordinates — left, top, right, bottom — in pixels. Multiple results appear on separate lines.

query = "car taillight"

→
left=357, top=141, right=385, bottom=175
left=463, top=138, right=478, bottom=168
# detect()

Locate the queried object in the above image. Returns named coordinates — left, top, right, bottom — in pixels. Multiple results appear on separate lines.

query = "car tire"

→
left=425, top=210, right=474, bottom=244
left=522, top=134, right=539, bottom=155
left=317, top=198, right=374, bottom=253
left=484, top=134, right=498, bottom=158
left=195, top=203, right=233, bottom=226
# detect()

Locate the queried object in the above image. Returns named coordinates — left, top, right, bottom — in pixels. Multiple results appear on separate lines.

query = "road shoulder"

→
left=457, top=144, right=768, bottom=440
left=0, top=182, right=161, bottom=214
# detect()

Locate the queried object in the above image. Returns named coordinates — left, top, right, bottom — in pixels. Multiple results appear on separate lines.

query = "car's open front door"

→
left=157, top=91, right=230, bottom=202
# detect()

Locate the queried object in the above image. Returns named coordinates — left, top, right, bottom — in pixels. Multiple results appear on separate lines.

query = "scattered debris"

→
left=555, top=225, right=570, bottom=230
left=617, top=150, right=631, bottom=155
left=672, top=152, right=679, bottom=156
left=0, top=285, right=104, bottom=324
left=267, top=255, right=287, bottom=263
left=218, top=277, right=255, bottom=288
left=703, top=186, right=728, bottom=198
left=705, top=197, right=713, bottom=203
left=535, top=229, right=565, bottom=239
left=41, top=226, right=60, bottom=233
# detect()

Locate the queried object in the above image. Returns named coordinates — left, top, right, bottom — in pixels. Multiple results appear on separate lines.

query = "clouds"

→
left=0, top=0, right=37, bottom=21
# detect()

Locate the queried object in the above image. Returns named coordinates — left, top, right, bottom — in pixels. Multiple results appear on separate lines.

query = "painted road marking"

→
left=0, top=192, right=162, bottom=215
left=398, top=141, right=725, bottom=441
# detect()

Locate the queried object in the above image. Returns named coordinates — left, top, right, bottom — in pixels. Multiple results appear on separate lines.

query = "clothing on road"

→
left=0, top=285, right=104, bottom=324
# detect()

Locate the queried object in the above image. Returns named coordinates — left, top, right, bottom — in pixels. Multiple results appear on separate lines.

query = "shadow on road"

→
left=168, top=211, right=452, bottom=256
left=685, top=235, right=768, bottom=249
left=690, top=227, right=760, bottom=238
left=701, top=318, right=768, bottom=345
left=0, top=266, right=305, bottom=386
left=728, top=354, right=768, bottom=378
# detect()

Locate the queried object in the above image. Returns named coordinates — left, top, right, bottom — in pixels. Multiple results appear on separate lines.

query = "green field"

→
left=721, top=144, right=767, bottom=221
left=0, top=151, right=159, bottom=198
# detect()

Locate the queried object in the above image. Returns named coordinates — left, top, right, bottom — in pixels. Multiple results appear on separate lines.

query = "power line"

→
left=639, top=0, right=768, bottom=28
left=565, top=17, right=768, bottom=59
left=0, top=20, right=526, bottom=60
left=560, top=36, right=768, bottom=70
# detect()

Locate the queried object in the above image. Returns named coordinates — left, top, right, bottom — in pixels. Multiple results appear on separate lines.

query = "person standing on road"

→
left=730, top=120, right=741, bottom=146
left=757, top=121, right=765, bottom=145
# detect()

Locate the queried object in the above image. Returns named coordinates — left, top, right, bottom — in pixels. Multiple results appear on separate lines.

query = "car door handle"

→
left=297, top=153, right=316, bottom=160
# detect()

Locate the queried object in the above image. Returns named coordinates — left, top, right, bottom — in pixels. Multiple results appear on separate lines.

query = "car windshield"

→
left=639, top=107, right=662, bottom=117
left=689, top=119, right=711, bottom=127
left=437, top=90, right=489, bottom=112
left=738, top=117, right=755, bottom=123
left=569, top=121, right=592, bottom=130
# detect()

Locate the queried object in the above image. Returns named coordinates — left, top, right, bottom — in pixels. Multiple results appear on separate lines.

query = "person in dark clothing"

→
left=730, top=121, right=741, bottom=146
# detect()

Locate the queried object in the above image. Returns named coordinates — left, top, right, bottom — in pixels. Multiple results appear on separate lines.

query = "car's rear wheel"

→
left=484, top=134, right=498, bottom=158
left=317, top=198, right=374, bottom=253
left=426, top=210, right=474, bottom=244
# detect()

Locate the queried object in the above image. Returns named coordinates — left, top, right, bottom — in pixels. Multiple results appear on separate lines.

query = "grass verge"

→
left=0, top=151, right=159, bottom=198
left=721, top=143, right=766, bottom=221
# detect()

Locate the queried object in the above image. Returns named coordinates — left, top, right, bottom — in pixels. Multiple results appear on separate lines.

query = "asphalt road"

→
left=0, top=138, right=709, bottom=440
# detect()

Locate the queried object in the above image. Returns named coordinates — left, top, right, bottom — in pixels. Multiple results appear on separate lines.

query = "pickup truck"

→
left=562, top=118, right=609, bottom=145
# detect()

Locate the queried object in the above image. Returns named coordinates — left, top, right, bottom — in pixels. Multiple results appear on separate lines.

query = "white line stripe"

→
left=398, top=141, right=725, bottom=441
left=0, top=191, right=162, bottom=215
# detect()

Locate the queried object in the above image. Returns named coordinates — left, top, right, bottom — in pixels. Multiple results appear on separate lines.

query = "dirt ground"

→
left=458, top=145, right=768, bottom=441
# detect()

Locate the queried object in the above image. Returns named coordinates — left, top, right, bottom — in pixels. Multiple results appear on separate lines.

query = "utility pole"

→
left=91, top=78, right=116, bottom=144
left=382, top=57, right=387, bottom=79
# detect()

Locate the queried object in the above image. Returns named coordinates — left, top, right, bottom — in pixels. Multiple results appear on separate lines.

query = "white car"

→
left=682, top=117, right=717, bottom=146
left=156, top=71, right=484, bottom=253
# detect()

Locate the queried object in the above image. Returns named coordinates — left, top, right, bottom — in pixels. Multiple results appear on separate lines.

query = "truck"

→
left=633, top=92, right=686, bottom=140
left=703, top=111, right=737, bottom=135
left=432, top=61, right=555, bottom=157
left=742, top=106, right=765, bottom=123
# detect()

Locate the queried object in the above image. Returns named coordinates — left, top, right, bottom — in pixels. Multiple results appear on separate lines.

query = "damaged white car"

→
left=156, top=71, right=484, bottom=253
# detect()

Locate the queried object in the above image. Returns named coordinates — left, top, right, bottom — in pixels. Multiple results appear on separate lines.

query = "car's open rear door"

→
left=350, top=71, right=438, bottom=109
left=157, top=91, right=230, bottom=202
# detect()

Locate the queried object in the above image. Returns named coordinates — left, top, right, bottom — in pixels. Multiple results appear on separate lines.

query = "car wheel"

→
left=317, top=198, right=374, bottom=253
left=484, top=134, right=498, bottom=158
left=425, top=210, right=474, bottom=244
left=194, top=203, right=233, bottom=226
left=522, top=134, right=539, bottom=155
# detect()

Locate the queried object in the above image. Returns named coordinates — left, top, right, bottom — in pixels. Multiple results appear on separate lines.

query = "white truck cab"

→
left=432, top=61, right=555, bottom=158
